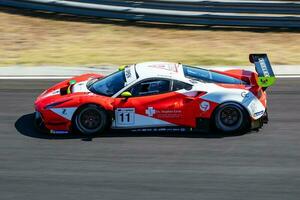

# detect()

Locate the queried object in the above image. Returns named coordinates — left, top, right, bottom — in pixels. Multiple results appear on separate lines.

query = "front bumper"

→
left=34, top=111, right=69, bottom=134
left=34, top=111, right=48, bottom=133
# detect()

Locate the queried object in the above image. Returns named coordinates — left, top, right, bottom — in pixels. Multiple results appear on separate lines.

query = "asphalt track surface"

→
left=0, top=79, right=300, bottom=200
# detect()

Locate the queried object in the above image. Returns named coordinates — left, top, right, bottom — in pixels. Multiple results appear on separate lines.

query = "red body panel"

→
left=113, top=92, right=218, bottom=127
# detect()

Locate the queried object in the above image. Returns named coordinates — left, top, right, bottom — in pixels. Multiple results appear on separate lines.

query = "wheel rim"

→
left=215, top=104, right=244, bottom=132
left=76, top=107, right=104, bottom=134
left=220, top=107, right=240, bottom=126
left=80, top=109, right=101, bottom=129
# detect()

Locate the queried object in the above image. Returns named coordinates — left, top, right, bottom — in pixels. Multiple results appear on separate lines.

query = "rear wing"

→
left=249, top=54, right=276, bottom=88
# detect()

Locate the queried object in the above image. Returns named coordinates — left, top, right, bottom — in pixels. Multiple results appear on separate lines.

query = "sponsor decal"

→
left=145, top=107, right=156, bottom=117
left=125, top=68, right=131, bottom=79
left=241, top=91, right=254, bottom=105
left=148, top=63, right=179, bottom=72
left=260, top=78, right=268, bottom=84
left=131, top=127, right=186, bottom=132
left=124, top=66, right=137, bottom=85
left=50, top=130, right=68, bottom=134
left=157, top=110, right=182, bottom=118
left=257, top=76, right=276, bottom=88
left=145, top=107, right=182, bottom=118
left=254, top=110, right=264, bottom=117
left=200, top=101, right=210, bottom=112
left=258, top=58, right=270, bottom=77
left=241, top=91, right=250, bottom=98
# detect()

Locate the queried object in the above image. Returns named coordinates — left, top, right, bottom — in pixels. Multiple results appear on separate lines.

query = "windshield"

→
left=183, top=65, right=245, bottom=84
left=88, top=70, right=126, bottom=96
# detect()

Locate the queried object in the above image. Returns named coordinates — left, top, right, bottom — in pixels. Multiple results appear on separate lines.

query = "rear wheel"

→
left=73, top=104, right=108, bottom=136
left=213, top=102, right=249, bottom=133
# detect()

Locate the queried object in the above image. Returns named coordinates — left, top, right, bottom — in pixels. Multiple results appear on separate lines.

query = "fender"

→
left=200, top=87, right=265, bottom=120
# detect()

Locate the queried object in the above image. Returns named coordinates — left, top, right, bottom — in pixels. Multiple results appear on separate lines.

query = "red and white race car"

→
left=34, top=54, right=276, bottom=135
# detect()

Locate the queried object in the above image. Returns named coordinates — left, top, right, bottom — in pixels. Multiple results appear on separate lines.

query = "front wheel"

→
left=213, top=103, right=250, bottom=133
left=73, top=104, right=108, bottom=136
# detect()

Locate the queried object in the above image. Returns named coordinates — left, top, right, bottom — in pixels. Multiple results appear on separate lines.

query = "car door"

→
left=112, top=78, right=190, bottom=128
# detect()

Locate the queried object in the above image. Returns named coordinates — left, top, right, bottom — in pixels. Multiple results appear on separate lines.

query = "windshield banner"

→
left=124, top=66, right=137, bottom=86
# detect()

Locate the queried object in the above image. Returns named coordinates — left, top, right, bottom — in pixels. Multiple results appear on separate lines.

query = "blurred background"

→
left=0, top=0, right=299, bottom=67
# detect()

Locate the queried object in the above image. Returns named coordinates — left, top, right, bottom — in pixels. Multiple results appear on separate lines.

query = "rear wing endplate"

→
left=249, top=54, right=276, bottom=88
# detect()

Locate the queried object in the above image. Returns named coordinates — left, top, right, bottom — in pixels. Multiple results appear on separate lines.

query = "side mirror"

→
left=121, top=91, right=132, bottom=99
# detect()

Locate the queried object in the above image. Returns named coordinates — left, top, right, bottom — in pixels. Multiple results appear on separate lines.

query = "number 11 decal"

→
left=120, top=112, right=131, bottom=122
left=115, top=108, right=135, bottom=126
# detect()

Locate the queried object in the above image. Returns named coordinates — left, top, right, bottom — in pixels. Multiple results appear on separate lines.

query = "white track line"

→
left=0, top=75, right=300, bottom=79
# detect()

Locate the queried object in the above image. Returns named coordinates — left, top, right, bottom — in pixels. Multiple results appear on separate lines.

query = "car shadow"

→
left=15, top=113, right=82, bottom=140
left=15, top=113, right=249, bottom=140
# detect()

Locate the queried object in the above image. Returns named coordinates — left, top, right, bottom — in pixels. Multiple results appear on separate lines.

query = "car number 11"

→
left=115, top=108, right=135, bottom=126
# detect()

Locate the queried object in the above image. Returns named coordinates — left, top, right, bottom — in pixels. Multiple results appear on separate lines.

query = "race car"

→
left=34, top=54, right=276, bottom=135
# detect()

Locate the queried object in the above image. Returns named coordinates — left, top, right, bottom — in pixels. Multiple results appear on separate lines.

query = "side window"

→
left=130, top=79, right=171, bottom=96
left=172, top=80, right=193, bottom=91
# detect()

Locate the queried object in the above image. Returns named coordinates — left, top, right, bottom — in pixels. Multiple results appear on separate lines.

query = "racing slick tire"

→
left=213, top=102, right=250, bottom=133
left=73, top=104, right=108, bottom=136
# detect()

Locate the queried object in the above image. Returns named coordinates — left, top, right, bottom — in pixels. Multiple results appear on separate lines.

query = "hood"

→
left=35, top=73, right=103, bottom=106
left=71, top=80, right=90, bottom=93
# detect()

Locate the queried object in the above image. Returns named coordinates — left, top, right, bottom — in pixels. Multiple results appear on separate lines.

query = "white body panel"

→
left=72, top=81, right=89, bottom=93
left=50, top=107, right=77, bottom=120
left=192, top=83, right=265, bottom=119
left=112, top=111, right=176, bottom=129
